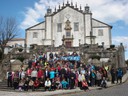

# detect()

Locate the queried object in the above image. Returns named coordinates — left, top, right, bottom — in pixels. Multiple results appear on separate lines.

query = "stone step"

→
left=0, top=87, right=13, bottom=91
left=0, top=85, right=8, bottom=87
left=0, top=80, right=14, bottom=89
left=0, top=83, right=7, bottom=86
left=0, top=87, right=12, bottom=91
left=0, top=83, right=7, bottom=85
left=0, top=81, right=7, bottom=83
left=0, top=86, right=9, bottom=89
left=0, top=81, right=10, bottom=90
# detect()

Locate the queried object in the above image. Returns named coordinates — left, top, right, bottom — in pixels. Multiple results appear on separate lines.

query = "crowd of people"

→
left=6, top=51, right=123, bottom=92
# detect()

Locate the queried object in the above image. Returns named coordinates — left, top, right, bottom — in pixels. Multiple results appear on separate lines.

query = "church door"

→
left=65, top=41, right=72, bottom=48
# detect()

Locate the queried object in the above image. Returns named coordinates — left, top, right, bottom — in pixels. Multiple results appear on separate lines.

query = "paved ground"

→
left=60, top=80, right=128, bottom=96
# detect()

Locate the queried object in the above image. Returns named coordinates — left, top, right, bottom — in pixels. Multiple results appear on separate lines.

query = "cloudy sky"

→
left=0, top=0, right=128, bottom=59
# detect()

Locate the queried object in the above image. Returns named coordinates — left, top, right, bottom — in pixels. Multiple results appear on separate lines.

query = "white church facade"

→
left=26, top=2, right=112, bottom=48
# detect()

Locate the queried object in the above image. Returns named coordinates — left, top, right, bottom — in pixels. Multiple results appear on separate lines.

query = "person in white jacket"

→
left=45, top=78, right=51, bottom=91
left=31, top=68, right=37, bottom=81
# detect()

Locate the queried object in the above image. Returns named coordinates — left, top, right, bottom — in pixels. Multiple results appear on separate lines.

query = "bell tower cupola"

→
left=85, top=4, right=90, bottom=13
left=47, top=6, right=52, bottom=15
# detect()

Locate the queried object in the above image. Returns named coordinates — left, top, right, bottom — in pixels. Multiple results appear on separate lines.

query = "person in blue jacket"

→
left=116, top=68, right=123, bottom=83
left=61, top=78, right=69, bottom=89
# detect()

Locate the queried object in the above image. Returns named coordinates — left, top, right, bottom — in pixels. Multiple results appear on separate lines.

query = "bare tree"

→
left=0, top=17, right=19, bottom=60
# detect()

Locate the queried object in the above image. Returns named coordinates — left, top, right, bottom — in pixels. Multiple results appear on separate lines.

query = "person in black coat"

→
left=7, top=71, right=12, bottom=87
left=39, top=76, right=45, bottom=88
left=13, top=74, right=19, bottom=90
left=110, top=67, right=116, bottom=84
left=28, top=59, right=33, bottom=68
left=24, top=77, right=29, bottom=91
left=60, top=67, right=67, bottom=79
left=69, top=70, right=76, bottom=89
left=49, top=52, right=53, bottom=59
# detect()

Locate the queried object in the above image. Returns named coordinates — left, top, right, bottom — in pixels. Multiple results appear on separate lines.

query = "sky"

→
left=0, top=0, right=128, bottom=60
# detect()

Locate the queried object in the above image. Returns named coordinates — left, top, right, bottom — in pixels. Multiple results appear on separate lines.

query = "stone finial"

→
left=75, top=2, right=77, bottom=8
left=102, top=42, right=104, bottom=48
left=80, top=4, right=82, bottom=10
left=55, top=6, right=56, bottom=12
left=71, top=0, right=73, bottom=6
left=59, top=4, right=60, bottom=9
left=120, top=43, right=123, bottom=46
left=63, top=0, right=65, bottom=6
left=67, top=0, right=69, bottom=4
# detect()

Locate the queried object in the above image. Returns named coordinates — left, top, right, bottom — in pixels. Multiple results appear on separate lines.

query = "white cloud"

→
left=113, top=36, right=128, bottom=44
left=112, top=36, right=128, bottom=50
left=20, top=0, right=128, bottom=29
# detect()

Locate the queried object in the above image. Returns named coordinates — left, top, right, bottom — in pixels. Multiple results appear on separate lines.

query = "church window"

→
left=33, top=32, right=38, bottom=38
left=57, top=23, right=62, bottom=32
left=98, top=29, right=103, bottom=36
left=66, top=32, right=71, bottom=37
left=74, top=22, right=79, bottom=31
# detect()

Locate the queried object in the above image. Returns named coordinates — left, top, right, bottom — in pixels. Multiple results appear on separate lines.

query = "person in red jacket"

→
left=57, top=64, right=61, bottom=73
left=36, top=63, right=41, bottom=70
left=33, top=78, right=40, bottom=91
left=37, top=68, right=43, bottom=80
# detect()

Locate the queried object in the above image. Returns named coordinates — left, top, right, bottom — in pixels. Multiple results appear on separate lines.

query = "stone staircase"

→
left=0, top=81, right=13, bottom=91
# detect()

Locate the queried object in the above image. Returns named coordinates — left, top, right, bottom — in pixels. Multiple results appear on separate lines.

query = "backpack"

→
left=117, top=69, right=123, bottom=77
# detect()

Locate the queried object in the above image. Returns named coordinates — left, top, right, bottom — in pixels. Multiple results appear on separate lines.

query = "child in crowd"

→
left=18, top=79, right=24, bottom=91
left=51, top=79, right=56, bottom=91
left=61, top=78, right=68, bottom=89
left=101, top=77, right=107, bottom=88
left=24, top=77, right=29, bottom=91
left=28, top=79, right=34, bottom=91
left=81, top=79, right=89, bottom=91
left=33, top=78, right=40, bottom=91
left=55, top=74, right=61, bottom=89
left=13, top=74, right=19, bottom=90
left=45, top=78, right=51, bottom=91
